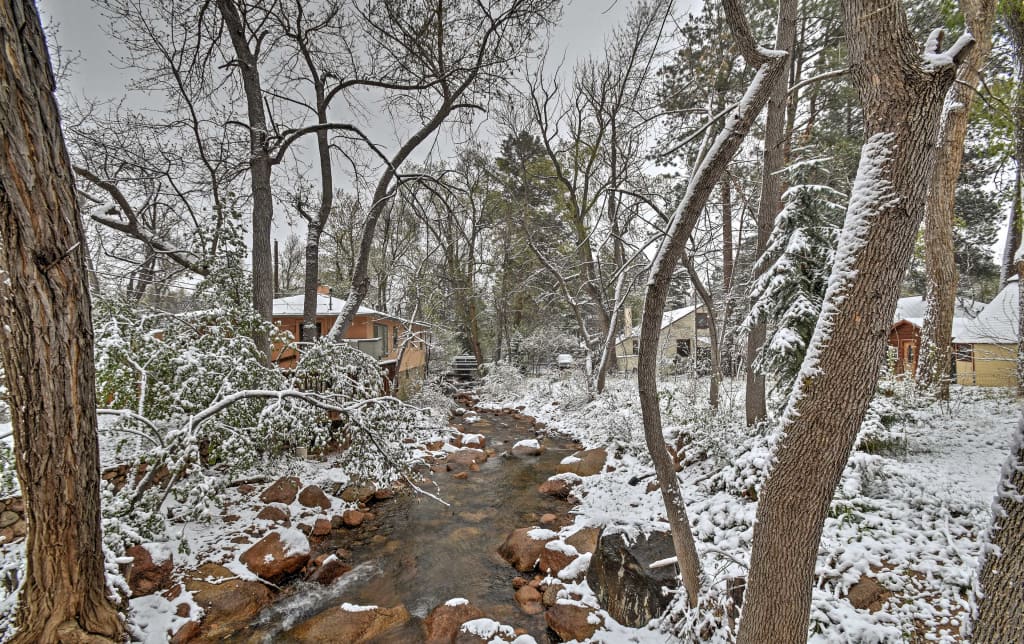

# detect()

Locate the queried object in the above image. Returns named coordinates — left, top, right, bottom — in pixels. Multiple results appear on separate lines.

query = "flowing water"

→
left=232, top=410, right=580, bottom=643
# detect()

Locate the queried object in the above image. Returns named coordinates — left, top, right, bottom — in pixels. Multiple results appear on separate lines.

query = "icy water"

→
left=234, top=411, right=579, bottom=643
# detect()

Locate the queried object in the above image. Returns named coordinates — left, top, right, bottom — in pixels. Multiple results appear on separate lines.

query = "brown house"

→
left=886, top=295, right=985, bottom=378
left=271, top=288, right=429, bottom=393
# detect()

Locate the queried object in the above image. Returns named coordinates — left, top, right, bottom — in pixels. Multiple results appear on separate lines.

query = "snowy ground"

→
left=477, top=369, right=1018, bottom=643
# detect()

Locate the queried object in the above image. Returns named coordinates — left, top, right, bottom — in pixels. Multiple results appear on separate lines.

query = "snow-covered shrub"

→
left=517, top=325, right=576, bottom=367
left=93, top=302, right=435, bottom=550
left=479, top=362, right=526, bottom=397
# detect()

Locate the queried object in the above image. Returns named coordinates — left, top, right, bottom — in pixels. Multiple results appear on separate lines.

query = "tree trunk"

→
left=638, top=0, right=789, bottom=606
left=918, top=0, right=996, bottom=399
left=744, top=0, right=798, bottom=427
left=217, top=0, right=273, bottom=357
left=0, top=2, right=124, bottom=641
left=736, top=3, right=973, bottom=641
left=999, top=2, right=1024, bottom=290
left=971, top=410, right=1024, bottom=643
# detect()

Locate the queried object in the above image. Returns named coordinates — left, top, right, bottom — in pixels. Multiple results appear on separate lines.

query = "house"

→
left=887, top=295, right=985, bottom=377
left=614, top=304, right=711, bottom=372
left=952, top=277, right=1020, bottom=387
left=271, top=287, right=429, bottom=392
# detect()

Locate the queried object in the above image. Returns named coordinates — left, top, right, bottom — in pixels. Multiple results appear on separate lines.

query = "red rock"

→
left=260, top=476, right=301, bottom=504
left=540, top=513, right=557, bottom=525
left=545, top=603, right=602, bottom=642
left=286, top=604, right=411, bottom=642
left=169, top=620, right=200, bottom=644
left=311, top=518, right=332, bottom=536
left=237, top=483, right=256, bottom=495
left=556, top=448, right=607, bottom=477
left=340, top=482, right=377, bottom=504
left=184, top=564, right=272, bottom=640
left=298, top=485, right=332, bottom=510
left=512, top=576, right=528, bottom=589
left=373, top=488, right=395, bottom=501
left=538, top=474, right=580, bottom=499
left=125, top=543, right=174, bottom=597
left=848, top=575, right=889, bottom=612
left=175, top=603, right=190, bottom=618
left=514, top=585, right=543, bottom=615
left=538, top=541, right=579, bottom=577
left=498, top=527, right=556, bottom=572
left=239, top=529, right=310, bottom=583
left=307, top=555, right=352, bottom=585
left=565, top=527, right=600, bottom=555
left=453, top=472, right=469, bottom=480
left=423, top=600, right=486, bottom=644
left=342, top=509, right=365, bottom=528
left=256, top=504, right=290, bottom=523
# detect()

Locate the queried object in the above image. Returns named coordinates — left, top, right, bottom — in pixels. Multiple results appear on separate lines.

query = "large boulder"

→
left=286, top=603, right=411, bottom=642
left=455, top=618, right=519, bottom=643
left=423, top=598, right=486, bottom=644
left=498, top=527, right=556, bottom=572
left=125, top=543, right=174, bottom=597
left=447, top=448, right=488, bottom=468
left=340, top=482, right=377, bottom=504
left=514, top=585, right=543, bottom=615
left=538, top=473, right=581, bottom=500
left=260, top=476, right=301, bottom=504
left=586, top=528, right=678, bottom=627
left=510, top=439, right=543, bottom=457
left=297, top=485, right=332, bottom=510
left=556, top=448, right=607, bottom=477
left=307, top=554, right=351, bottom=585
left=545, top=603, right=603, bottom=642
left=239, top=528, right=310, bottom=583
left=538, top=540, right=579, bottom=578
left=565, top=527, right=600, bottom=555
left=184, top=563, right=273, bottom=640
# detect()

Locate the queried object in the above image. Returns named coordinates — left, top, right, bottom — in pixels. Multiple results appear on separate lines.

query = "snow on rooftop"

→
left=893, top=295, right=985, bottom=322
left=661, top=304, right=701, bottom=329
left=953, top=278, right=1020, bottom=344
left=271, top=293, right=383, bottom=318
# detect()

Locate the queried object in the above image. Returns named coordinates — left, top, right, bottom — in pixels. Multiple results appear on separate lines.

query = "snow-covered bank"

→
left=478, top=371, right=1017, bottom=642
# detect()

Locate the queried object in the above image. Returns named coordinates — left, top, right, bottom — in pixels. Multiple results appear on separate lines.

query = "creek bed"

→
left=234, top=410, right=579, bottom=643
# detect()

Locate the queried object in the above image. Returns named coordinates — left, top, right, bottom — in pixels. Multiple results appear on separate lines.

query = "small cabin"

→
left=952, top=277, right=1019, bottom=387
left=271, top=288, right=429, bottom=393
left=886, top=295, right=985, bottom=379
left=615, top=304, right=712, bottom=372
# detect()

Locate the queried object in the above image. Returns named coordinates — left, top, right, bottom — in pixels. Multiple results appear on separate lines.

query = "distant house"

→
left=887, top=295, right=985, bottom=378
left=271, top=287, right=429, bottom=392
left=952, top=277, right=1020, bottom=387
left=614, top=304, right=711, bottom=372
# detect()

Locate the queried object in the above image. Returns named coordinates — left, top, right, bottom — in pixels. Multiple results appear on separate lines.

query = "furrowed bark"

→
left=0, top=1, right=124, bottom=641
left=638, top=0, right=788, bottom=605
left=736, top=2, right=972, bottom=640
left=918, top=0, right=996, bottom=398
left=971, top=408, right=1024, bottom=643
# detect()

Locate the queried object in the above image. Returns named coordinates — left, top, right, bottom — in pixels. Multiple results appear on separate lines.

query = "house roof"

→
left=953, top=277, right=1019, bottom=344
left=894, top=317, right=973, bottom=338
left=893, top=295, right=985, bottom=321
left=662, top=304, right=702, bottom=329
left=272, top=293, right=388, bottom=319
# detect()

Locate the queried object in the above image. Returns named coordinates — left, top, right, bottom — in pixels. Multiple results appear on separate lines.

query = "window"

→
left=373, top=323, right=388, bottom=350
left=695, top=312, right=710, bottom=330
left=953, top=343, right=973, bottom=362
left=676, top=338, right=691, bottom=358
left=905, top=344, right=914, bottom=363
left=393, top=325, right=400, bottom=351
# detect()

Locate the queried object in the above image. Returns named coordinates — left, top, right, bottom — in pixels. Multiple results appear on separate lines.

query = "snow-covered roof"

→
left=893, top=295, right=985, bottom=322
left=895, top=317, right=973, bottom=338
left=272, top=293, right=387, bottom=319
left=662, top=304, right=702, bottom=329
left=953, top=278, right=1019, bottom=344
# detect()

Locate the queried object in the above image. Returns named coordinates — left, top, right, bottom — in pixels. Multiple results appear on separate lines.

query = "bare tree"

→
left=998, top=0, right=1024, bottom=289
left=0, top=1, right=123, bottom=640
left=325, top=0, right=561, bottom=342
left=735, top=1, right=974, bottom=639
left=917, top=0, right=997, bottom=398
left=637, top=0, right=789, bottom=606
